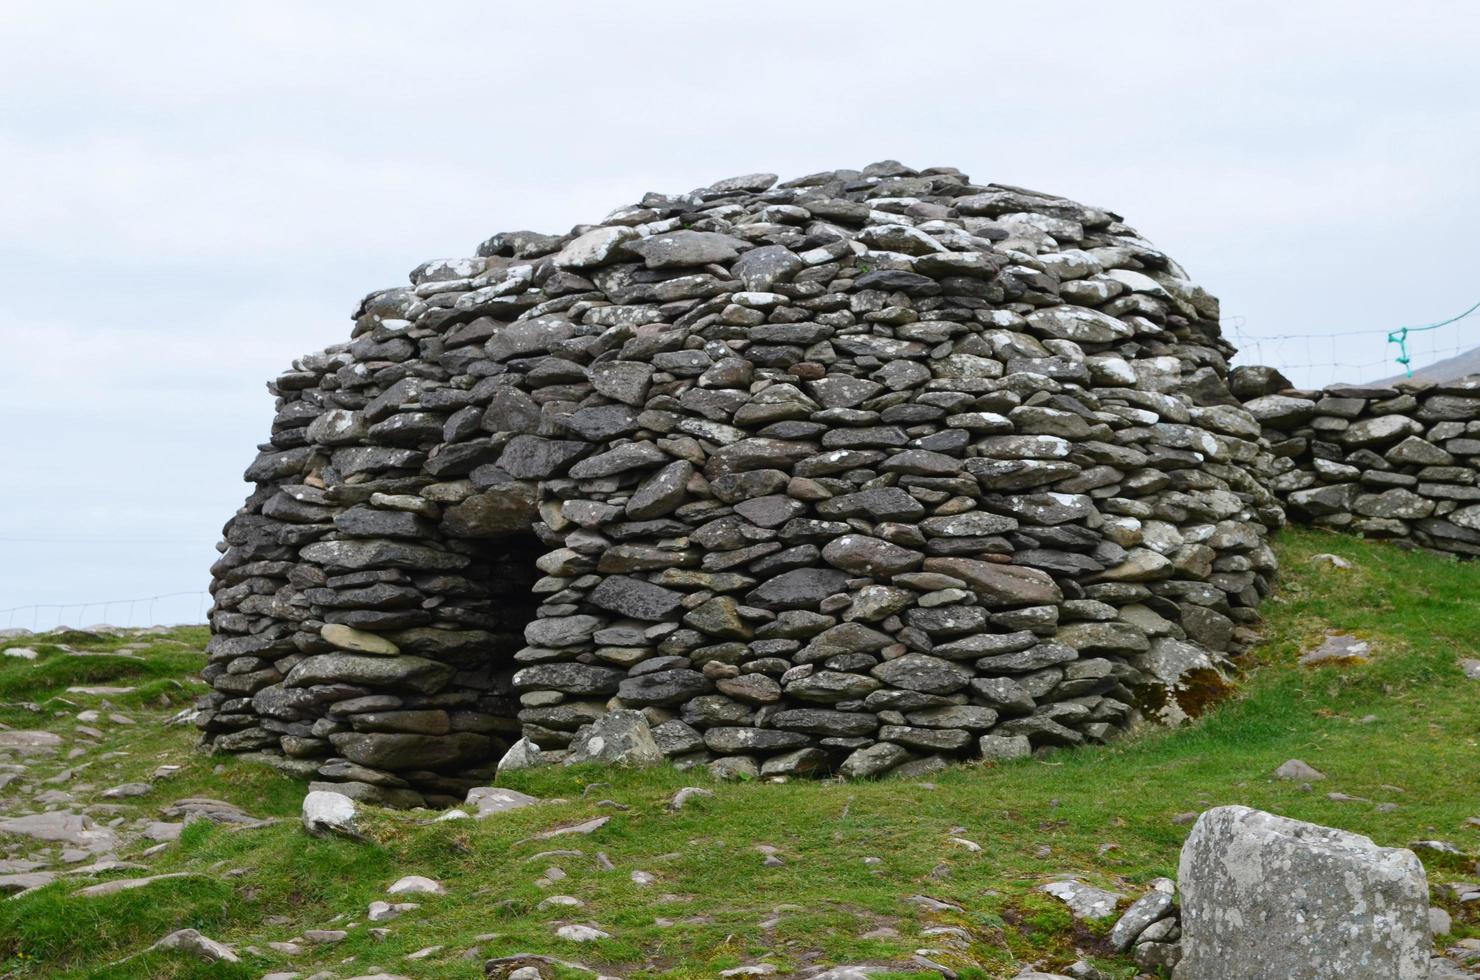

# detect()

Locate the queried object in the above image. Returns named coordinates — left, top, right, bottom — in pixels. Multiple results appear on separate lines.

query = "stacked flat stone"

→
left=204, top=161, right=1283, bottom=803
left=1236, top=367, right=1480, bottom=556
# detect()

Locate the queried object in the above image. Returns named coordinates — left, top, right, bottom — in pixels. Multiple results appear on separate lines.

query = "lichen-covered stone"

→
left=1175, top=805, right=1430, bottom=980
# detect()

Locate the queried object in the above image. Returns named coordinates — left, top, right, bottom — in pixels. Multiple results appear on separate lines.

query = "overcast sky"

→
left=1, top=1, right=1477, bottom=627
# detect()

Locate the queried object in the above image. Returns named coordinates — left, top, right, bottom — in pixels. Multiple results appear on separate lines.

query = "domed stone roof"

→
left=204, top=162, right=1284, bottom=805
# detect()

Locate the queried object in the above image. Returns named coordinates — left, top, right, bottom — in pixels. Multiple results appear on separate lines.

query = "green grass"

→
left=0, top=530, right=1476, bottom=978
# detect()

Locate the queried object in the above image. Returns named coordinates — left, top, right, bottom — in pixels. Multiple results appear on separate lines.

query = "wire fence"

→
left=1226, top=307, right=1480, bottom=389
left=0, top=591, right=211, bottom=633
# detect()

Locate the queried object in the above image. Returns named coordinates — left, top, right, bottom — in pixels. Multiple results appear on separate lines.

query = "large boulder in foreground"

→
left=1175, top=805, right=1430, bottom=980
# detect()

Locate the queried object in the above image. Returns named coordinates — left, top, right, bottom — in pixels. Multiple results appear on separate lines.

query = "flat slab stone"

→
left=0, top=731, right=63, bottom=755
left=1040, top=878, right=1124, bottom=919
left=74, top=872, right=201, bottom=898
left=0, top=811, right=116, bottom=852
left=465, top=786, right=542, bottom=817
left=1300, top=632, right=1371, bottom=667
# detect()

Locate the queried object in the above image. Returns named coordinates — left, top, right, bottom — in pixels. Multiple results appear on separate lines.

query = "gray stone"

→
left=870, top=654, right=972, bottom=695
left=618, top=668, right=713, bottom=706
left=149, top=929, right=240, bottom=964
left=589, top=576, right=684, bottom=621
left=821, top=535, right=923, bottom=577
left=977, top=734, right=1032, bottom=760
left=1175, top=805, right=1430, bottom=980
left=1041, top=878, right=1125, bottom=919
left=838, top=742, right=911, bottom=779
left=328, top=732, right=491, bottom=769
left=623, top=230, right=745, bottom=268
left=1342, top=414, right=1424, bottom=447
left=1109, top=879, right=1176, bottom=950
left=465, top=786, right=542, bottom=816
left=285, top=654, right=454, bottom=694
left=564, top=709, right=663, bottom=767
left=1274, top=758, right=1326, bottom=781
left=513, top=663, right=625, bottom=696
left=745, top=568, right=850, bottom=609
left=921, top=558, right=1062, bottom=607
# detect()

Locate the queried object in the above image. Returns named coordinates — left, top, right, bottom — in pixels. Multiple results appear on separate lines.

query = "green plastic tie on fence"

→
left=1387, top=300, right=1480, bottom=377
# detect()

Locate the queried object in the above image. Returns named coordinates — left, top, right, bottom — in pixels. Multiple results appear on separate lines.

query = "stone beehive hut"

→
left=203, top=162, right=1284, bottom=805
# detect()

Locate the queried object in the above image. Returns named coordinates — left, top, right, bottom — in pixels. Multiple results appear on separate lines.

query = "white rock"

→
left=667, top=786, right=714, bottom=811
left=553, top=226, right=638, bottom=269
left=74, top=872, right=198, bottom=898
left=302, top=790, right=359, bottom=838
left=1040, top=878, right=1124, bottom=919
left=464, top=786, right=542, bottom=818
left=150, top=928, right=239, bottom=963
left=387, top=874, right=445, bottom=896
left=496, top=737, right=547, bottom=772
left=1274, top=758, right=1326, bottom=781
left=1176, top=805, right=1430, bottom=979
left=0, top=730, right=62, bottom=755
left=368, top=900, right=419, bottom=921
left=555, top=923, right=611, bottom=941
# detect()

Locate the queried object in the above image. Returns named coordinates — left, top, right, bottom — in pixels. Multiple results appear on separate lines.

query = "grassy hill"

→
left=0, top=528, right=1476, bottom=978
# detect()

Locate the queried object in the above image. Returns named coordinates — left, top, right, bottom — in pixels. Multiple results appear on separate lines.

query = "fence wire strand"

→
left=1, top=591, right=211, bottom=632
left=1227, top=312, right=1477, bottom=388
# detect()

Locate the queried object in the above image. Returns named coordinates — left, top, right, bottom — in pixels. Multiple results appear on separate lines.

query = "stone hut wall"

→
left=203, top=163, right=1285, bottom=805
left=1235, top=369, right=1480, bottom=556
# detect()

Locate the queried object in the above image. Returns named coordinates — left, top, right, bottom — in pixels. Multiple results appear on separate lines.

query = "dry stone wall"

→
left=1236, top=367, right=1480, bottom=555
left=203, top=162, right=1285, bottom=804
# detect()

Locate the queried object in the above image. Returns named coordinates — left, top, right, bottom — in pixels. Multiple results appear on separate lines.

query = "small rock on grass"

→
left=528, top=816, right=609, bottom=840
left=1410, top=839, right=1462, bottom=855
left=387, top=875, right=444, bottom=896
left=555, top=924, right=611, bottom=941
left=1274, top=759, right=1326, bottom=781
left=101, top=782, right=151, bottom=799
left=368, top=900, right=419, bottom=921
left=74, top=872, right=199, bottom=898
left=1040, top=878, right=1124, bottom=919
left=465, top=786, right=541, bottom=817
left=150, top=929, right=238, bottom=964
left=1300, top=632, right=1370, bottom=667
left=667, top=786, right=714, bottom=811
